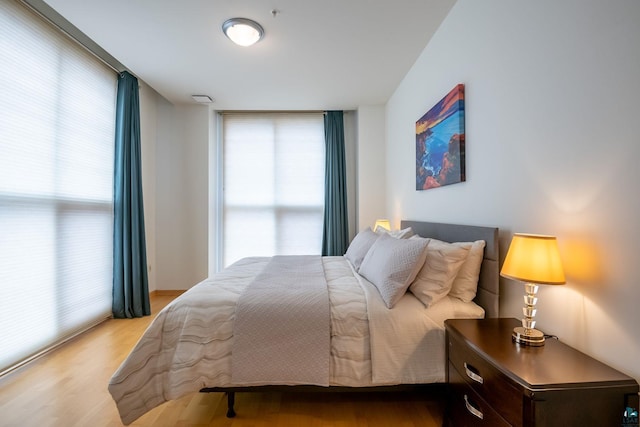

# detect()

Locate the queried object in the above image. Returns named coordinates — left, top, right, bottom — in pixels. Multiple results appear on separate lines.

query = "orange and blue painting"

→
left=416, top=84, right=465, bottom=190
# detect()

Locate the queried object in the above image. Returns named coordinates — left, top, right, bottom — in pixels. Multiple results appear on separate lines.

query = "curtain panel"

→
left=322, top=111, right=349, bottom=256
left=112, top=71, right=150, bottom=318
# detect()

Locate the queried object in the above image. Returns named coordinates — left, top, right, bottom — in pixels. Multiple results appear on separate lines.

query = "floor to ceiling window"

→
left=0, top=1, right=116, bottom=374
left=221, top=112, right=325, bottom=267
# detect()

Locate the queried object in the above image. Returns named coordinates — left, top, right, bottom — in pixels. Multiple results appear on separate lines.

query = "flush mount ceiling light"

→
left=222, top=18, right=264, bottom=47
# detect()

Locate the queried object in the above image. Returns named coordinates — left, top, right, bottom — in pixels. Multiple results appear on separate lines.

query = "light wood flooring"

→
left=0, top=295, right=445, bottom=427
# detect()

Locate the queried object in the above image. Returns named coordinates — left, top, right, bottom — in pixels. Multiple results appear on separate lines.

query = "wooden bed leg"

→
left=226, top=391, right=236, bottom=418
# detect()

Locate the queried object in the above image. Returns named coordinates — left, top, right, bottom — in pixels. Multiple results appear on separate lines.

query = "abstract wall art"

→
left=415, top=84, right=465, bottom=190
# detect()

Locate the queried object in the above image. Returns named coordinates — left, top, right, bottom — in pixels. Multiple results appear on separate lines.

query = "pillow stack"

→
left=344, top=227, right=485, bottom=309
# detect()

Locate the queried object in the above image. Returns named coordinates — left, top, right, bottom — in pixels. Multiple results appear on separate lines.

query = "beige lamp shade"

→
left=500, top=233, right=566, bottom=285
left=373, top=219, right=391, bottom=232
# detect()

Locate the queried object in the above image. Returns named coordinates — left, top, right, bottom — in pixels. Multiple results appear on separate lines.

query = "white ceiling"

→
left=42, top=0, right=456, bottom=110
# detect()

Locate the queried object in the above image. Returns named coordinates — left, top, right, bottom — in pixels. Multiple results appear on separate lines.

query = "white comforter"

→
left=108, top=256, right=484, bottom=424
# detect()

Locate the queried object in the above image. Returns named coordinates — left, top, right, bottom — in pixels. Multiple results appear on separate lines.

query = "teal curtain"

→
left=112, top=71, right=150, bottom=318
left=322, top=111, right=349, bottom=256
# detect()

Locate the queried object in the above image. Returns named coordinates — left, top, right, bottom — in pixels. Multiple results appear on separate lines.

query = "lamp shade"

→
left=500, top=233, right=566, bottom=285
left=373, top=219, right=391, bottom=232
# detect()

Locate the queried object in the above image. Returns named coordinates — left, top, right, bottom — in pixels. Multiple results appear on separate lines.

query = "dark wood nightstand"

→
left=444, top=318, right=639, bottom=427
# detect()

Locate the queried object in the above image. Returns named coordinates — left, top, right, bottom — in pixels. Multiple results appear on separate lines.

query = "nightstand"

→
left=444, top=318, right=639, bottom=427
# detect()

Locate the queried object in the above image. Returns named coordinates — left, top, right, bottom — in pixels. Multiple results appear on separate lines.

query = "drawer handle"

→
left=464, top=394, right=484, bottom=420
left=464, top=362, right=484, bottom=384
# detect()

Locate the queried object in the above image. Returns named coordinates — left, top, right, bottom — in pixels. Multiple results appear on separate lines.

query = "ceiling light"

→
left=222, top=18, right=264, bottom=47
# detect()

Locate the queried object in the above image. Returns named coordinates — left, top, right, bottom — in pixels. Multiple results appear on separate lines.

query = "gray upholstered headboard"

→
left=401, top=220, right=500, bottom=318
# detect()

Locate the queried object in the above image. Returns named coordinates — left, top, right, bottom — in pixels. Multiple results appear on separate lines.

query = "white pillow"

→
left=376, top=227, right=414, bottom=239
left=409, top=238, right=471, bottom=308
left=344, top=227, right=379, bottom=270
left=358, top=233, right=429, bottom=308
left=449, top=240, right=486, bottom=302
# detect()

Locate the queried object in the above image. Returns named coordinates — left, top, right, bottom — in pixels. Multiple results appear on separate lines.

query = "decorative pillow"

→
left=344, top=227, right=380, bottom=270
left=376, top=227, right=414, bottom=239
left=409, top=238, right=471, bottom=308
left=358, top=233, right=429, bottom=308
left=449, top=240, right=486, bottom=302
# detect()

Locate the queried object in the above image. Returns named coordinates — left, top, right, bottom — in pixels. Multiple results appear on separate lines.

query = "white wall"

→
left=356, top=105, right=387, bottom=232
left=154, top=101, right=209, bottom=290
left=386, top=0, right=640, bottom=379
left=138, top=82, right=157, bottom=292
left=343, top=111, right=358, bottom=241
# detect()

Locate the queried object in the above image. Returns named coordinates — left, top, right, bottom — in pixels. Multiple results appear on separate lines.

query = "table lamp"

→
left=500, top=233, right=565, bottom=346
left=373, top=219, right=391, bottom=232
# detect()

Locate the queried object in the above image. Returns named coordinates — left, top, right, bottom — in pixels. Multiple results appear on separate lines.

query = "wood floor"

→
left=0, top=295, right=445, bottom=427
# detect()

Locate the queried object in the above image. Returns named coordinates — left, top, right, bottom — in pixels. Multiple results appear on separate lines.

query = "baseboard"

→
left=150, top=290, right=187, bottom=297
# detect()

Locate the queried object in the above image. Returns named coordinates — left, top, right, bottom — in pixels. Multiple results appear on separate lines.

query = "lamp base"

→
left=512, top=327, right=545, bottom=346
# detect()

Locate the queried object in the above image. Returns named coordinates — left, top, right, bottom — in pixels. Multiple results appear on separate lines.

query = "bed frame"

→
left=201, top=220, right=500, bottom=417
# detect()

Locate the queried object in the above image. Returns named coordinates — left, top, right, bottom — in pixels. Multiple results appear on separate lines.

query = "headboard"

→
left=401, top=220, right=500, bottom=318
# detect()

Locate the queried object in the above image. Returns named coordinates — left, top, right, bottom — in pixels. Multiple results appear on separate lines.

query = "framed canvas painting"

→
left=415, top=84, right=465, bottom=190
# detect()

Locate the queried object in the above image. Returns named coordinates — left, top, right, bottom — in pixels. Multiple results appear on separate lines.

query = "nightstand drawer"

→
left=448, top=363, right=512, bottom=427
left=448, top=332, right=522, bottom=426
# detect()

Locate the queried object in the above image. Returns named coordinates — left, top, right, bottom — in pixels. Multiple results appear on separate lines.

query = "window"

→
left=0, top=1, right=116, bottom=374
left=221, top=113, right=325, bottom=267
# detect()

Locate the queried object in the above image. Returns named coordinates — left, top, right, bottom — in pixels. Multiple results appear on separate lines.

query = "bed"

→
left=108, top=220, right=499, bottom=424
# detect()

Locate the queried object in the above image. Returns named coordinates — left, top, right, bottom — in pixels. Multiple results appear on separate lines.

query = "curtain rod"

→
left=18, top=0, right=125, bottom=75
